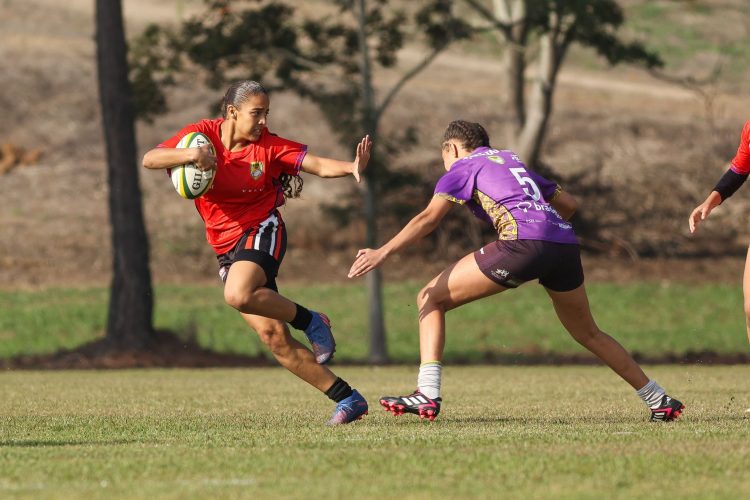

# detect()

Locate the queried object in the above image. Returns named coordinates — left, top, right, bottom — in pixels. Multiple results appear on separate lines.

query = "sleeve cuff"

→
left=435, top=193, right=466, bottom=205
left=548, top=185, right=562, bottom=202
left=293, top=148, right=307, bottom=175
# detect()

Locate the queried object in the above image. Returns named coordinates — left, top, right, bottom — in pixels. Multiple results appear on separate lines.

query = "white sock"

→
left=636, top=379, right=666, bottom=409
left=417, top=361, right=442, bottom=399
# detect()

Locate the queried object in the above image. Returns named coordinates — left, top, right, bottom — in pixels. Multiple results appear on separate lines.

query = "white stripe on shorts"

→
left=254, top=213, right=279, bottom=252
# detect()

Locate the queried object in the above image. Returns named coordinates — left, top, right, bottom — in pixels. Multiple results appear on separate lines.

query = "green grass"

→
left=449, top=0, right=750, bottom=86
left=1, top=366, right=748, bottom=498
left=622, top=0, right=750, bottom=81
left=0, top=282, right=746, bottom=360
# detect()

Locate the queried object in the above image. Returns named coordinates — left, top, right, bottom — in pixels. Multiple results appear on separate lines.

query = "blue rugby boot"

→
left=304, top=311, right=336, bottom=364
left=327, top=390, right=369, bottom=425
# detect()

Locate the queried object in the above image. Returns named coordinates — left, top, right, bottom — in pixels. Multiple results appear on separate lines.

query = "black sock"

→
left=325, top=377, right=353, bottom=403
left=289, top=303, right=313, bottom=330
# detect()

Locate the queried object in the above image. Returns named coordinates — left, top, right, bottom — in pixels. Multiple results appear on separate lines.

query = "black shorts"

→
left=474, top=239, right=584, bottom=292
left=216, top=211, right=287, bottom=291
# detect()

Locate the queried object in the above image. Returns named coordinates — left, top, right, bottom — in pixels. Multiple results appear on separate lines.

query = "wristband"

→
left=713, top=168, right=748, bottom=201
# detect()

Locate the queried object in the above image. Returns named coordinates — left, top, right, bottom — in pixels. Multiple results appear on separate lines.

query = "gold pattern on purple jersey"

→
left=473, top=190, right=518, bottom=240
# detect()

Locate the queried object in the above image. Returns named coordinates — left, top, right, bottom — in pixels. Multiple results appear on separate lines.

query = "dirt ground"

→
left=1, top=1, right=750, bottom=366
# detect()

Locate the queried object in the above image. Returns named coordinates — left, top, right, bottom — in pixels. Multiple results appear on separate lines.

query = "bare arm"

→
left=300, top=135, right=371, bottom=182
left=348, top=196, right=453, bottom=278
left=142, top=144, right=216, bottom=171
left=549, top=190, right=578, bottom=221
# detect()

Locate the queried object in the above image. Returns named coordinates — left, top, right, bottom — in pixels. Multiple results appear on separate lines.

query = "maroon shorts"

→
left=216, top=212, right=287, bottom=291
left=474, top=239, right=584, bottom=292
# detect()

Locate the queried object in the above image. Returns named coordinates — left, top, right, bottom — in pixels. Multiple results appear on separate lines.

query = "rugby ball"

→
left=168, top=132, right=215, bottom=199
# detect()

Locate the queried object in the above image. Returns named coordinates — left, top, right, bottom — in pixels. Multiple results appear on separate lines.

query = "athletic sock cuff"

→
left=289, top=303, right=313, bottom=331
left=325, top=377, right=353, bottom=403
left=636, top=379, right=658, bottom=396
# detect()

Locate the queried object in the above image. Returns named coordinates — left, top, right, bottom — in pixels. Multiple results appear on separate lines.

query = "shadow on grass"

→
left=2, top=331, right=749, bottom=369
left=0, top=439, right=142, bottom=448
left=0, top=329, right=276, bottom=370
left=442, top=350, right=750, bottom=366
left=402, top=415, right=691, bottom=425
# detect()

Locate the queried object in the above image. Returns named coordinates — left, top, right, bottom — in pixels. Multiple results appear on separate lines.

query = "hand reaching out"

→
left=348, top=247, right=387, bottom=278
left=352, top=135, right=372, bottom=183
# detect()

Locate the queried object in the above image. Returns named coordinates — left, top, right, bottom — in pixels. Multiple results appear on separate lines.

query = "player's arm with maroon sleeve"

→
left=301, top=136, right=372, bottom=182
left=689, top=120, right=750, bottom=234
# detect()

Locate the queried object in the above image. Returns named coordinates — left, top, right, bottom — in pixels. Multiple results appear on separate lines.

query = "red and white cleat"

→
left=650, top=395, right=685, bottom=422
left=380, top=390, right=441, bottom=421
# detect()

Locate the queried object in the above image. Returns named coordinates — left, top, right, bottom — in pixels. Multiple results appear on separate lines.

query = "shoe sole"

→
left=379, top=399, right=438, bottom=421
left=312, top=313, right=336, bottom=365
left=328, top=410, right=368, bottom=426
left=651, top=403, right=685, bottom=422
left=671, top=404, right=685, bottom=420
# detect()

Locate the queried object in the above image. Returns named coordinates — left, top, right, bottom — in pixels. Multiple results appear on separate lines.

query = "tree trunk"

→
left=96, top=0, right=155, bottom=349
left=505, top=40, right=527, bottom=132
left=365, top=180, right=387, bottom=364
left=356, top=0, right=388, bottom=363
left=494, top=0, right=528, bottom=131
left=516, top=28, right=565, bottom=168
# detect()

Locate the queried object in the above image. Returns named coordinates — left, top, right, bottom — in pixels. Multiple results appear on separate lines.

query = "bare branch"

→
left=462, top=0, right=514, bottom=37
left=375, top=45, right=447, bottom=123
left=553, top=18, right=578, bottom=68
left=267, top=47, right=326, bottom=72
left=648, top=61, right=723, bottom=89
left=649, top=60, right=724, bottom=129
left=493, top=0, right=525, bottom=25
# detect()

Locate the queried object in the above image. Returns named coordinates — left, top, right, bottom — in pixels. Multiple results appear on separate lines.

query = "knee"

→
left=417, top=288, right=428, bottom=309
left=569, top=325, right=602, bottom=345
left=743, top=298, right=750, bottom=321
left=224, top=285, right=255, bottom=312
left=417, top=286, right=445, bottom=311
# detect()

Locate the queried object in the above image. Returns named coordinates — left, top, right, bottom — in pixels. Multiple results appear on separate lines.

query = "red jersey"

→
left=159, top=119, right=307, bottom=254
left=730, top=119, right=750, bottom=174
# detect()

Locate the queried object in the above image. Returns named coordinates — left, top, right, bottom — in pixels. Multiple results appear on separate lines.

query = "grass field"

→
left=1, top=366, right=748, bottom=498
left=0, top=282, right=746, bottom=361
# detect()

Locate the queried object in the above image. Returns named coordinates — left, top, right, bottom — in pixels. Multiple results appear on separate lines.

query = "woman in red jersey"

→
left=143, top=80, right=371, bottom=425
left=690, top=119, right=750, bottom=345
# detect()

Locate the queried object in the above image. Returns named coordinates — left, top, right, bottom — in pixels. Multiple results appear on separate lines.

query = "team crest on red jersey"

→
left=250, top=161, right=264, bottom=180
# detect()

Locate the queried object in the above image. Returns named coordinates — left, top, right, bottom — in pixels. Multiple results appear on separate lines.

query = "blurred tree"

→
left=295, top=0, right=469, bottom=363
left=129, top=0, right=468, bottom=363
left=460, top=0, right=663, bottom=168
left=96, top=0, right=155, bottom=349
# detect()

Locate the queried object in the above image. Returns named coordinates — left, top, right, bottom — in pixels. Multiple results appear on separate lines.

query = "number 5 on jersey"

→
left=510, top=167, right=542, bottom=201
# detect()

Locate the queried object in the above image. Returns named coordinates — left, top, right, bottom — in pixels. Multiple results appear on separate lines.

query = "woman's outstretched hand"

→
left=352, top=135, right=372, bottom=183
left=688, top=192, right=722, bottom=234
left=348, top=247, right=386, bottom=278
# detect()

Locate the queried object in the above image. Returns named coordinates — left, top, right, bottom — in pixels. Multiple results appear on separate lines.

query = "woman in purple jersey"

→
left=348, top=120, right=683, bottom=422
